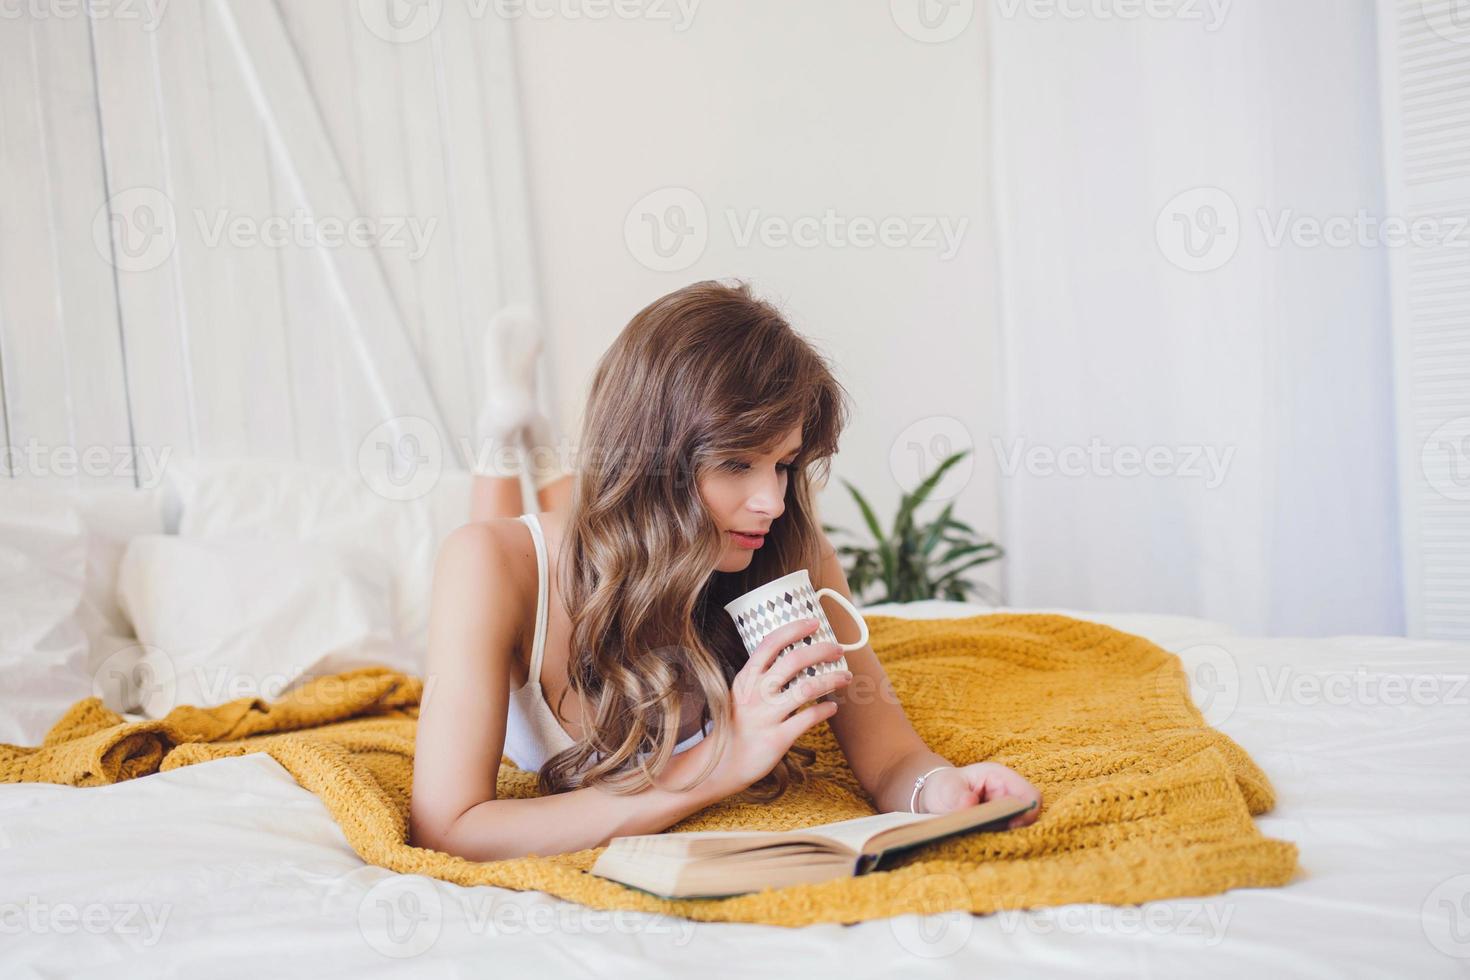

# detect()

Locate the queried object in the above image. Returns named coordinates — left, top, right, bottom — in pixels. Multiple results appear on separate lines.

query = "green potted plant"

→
left=821, top=448, right=1004, bottom=605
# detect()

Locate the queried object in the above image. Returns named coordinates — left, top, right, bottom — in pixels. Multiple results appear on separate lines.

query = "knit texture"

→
left=0, top=613, right=1298, bottom=927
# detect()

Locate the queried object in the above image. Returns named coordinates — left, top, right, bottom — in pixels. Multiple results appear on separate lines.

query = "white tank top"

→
left=502, top=512, right=713, bottom=772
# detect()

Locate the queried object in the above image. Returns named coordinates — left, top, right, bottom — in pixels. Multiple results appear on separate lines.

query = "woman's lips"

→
left=729, top=531, right=765, bottom=549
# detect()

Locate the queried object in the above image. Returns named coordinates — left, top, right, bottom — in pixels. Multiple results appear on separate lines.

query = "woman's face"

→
left=699, top=424, right=803, bottom=573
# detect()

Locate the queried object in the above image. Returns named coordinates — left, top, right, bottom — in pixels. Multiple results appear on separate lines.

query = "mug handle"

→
left=815, top=588, right=870, bottom=651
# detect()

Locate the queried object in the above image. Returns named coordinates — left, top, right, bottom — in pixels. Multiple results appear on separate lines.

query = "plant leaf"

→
left=891, top=449, right=970, bottom=538
left=920, top=502, right=955, bottom=555
left=824, top=450, right=1007, bottom=604
left=932, top=553, right=996, bottom=587
left=842, top=479, right=895, bottom=587
left=936, top=541, right=1002, bottom=566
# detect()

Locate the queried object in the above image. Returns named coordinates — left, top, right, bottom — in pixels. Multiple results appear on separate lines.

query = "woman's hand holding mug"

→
left=704, top=568, right=871, bottom=795
left=706, top=617, right=851, bottom=795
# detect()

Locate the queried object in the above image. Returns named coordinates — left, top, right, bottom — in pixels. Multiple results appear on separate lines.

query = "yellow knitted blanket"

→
left=0, top=613, right=1297, bottom=927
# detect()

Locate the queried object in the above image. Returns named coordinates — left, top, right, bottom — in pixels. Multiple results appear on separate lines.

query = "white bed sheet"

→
left=3, top=604, right=1468, bottom=979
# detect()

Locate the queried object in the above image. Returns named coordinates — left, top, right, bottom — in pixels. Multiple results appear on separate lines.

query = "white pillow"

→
left=0, top=482, right=166, bottom=743
left=0, top=487, right=92, bottom=743
left=116, top=534, right=412, bottom=713
left=162, top=455, right=473, bottom=662
left=70, top=485, right=170, bottom=640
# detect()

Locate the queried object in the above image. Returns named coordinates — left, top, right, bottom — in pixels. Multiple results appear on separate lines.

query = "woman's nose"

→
left=748, top=484, right=784, bottom=520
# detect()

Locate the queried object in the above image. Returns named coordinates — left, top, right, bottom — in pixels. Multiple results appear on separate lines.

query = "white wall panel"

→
left=89, top=9, right=199, bottom=467
left=0, top=16, right=133, bottom=487
left=2, top=0, right=541, bottom=484
left=1378, top=0, right=1470, bottom=640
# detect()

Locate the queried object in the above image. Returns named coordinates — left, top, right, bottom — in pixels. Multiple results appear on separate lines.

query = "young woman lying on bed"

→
left=408, top=280, right=1041, bottom=861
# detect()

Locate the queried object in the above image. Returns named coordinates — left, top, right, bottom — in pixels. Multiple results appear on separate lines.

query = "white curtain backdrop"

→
left=987, top=0, right=1402, bottom=636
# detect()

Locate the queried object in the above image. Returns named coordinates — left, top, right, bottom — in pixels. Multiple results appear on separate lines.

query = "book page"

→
left=799, top=810, right=937, bottom=854
left=605, top=799, right=1031, bottom=862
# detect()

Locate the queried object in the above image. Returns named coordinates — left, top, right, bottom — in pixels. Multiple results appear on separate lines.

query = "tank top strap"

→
left=516, top=513, right=551, bottom=689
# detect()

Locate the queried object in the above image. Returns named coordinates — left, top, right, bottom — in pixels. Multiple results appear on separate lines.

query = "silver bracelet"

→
left=909, top=765, right=953, bottom=814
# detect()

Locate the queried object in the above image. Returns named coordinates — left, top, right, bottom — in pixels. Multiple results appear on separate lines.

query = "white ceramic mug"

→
left=723, top=569, right=870, bottom=692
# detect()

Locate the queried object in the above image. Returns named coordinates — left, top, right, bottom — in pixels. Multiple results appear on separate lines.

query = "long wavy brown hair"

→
left=536, top=279, right=852, bottom=802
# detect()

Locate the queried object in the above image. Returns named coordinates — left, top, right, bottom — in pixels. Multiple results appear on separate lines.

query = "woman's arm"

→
left=814, top=533, right=1041, bottom=823
left=435, top=736, right=732, bottom=861
left=408, top=522, right=729, bottom=861
left=806, top=532, right=942, bottom=807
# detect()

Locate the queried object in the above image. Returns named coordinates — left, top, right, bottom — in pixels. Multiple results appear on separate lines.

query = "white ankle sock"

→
left=471, top=413, right=572, bottom=491
left=477, top=304, right=544, bottom=445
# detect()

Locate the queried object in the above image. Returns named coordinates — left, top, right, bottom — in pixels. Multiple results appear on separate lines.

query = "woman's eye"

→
left=722, top=460, right=794, bottom=474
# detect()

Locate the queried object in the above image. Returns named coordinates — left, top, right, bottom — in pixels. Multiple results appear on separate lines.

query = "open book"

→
left=589, top=796, right=1036, bottom=899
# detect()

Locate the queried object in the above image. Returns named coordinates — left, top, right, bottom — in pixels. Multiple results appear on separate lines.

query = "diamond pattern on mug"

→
left=731, top=582, right=848, bottom=691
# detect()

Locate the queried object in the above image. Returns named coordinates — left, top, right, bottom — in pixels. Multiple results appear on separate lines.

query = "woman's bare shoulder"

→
left=436, top=517, right=538, bottom=602
left=429, top=519, right=540, bottom=674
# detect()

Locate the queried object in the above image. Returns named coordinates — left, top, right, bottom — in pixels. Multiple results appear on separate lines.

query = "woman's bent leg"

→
left=469, top=473, right=528, bottom=522
left=467, top=424, right=573, bottom=521
left=536, top=474, right=573, bottom=513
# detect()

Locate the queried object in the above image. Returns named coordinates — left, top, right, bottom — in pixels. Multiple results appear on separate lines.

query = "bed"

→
left=2, top=465, right=1467, bottom=978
